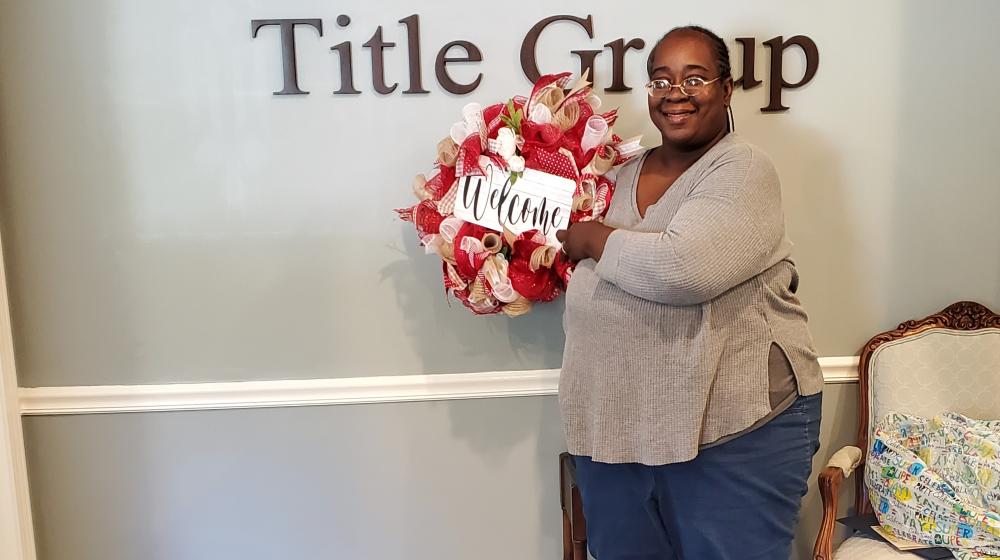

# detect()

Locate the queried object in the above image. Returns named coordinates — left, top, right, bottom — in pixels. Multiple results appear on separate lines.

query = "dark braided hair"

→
left=646, top=26, right=731, bottom=80
left=646, top=25, right=735, bottom=131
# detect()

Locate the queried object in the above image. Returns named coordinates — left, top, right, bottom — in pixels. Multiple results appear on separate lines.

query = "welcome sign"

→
left=454, top=158, right=576, bottom=245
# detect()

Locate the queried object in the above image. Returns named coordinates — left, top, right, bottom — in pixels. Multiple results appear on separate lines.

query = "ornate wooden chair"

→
left=813, top=301, right=1000, bottom=559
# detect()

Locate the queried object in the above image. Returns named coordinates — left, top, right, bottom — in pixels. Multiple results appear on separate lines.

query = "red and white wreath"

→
left=396, top=72, right=642, bottom=316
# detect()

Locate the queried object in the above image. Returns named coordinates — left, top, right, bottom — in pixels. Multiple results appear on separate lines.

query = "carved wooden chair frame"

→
left=812, top=301, right=1000, bottom=560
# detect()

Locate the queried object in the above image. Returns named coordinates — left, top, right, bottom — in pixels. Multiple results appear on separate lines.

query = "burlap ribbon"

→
left=573, top=177, right=597, bottom=214
left=502, top=297, right=533, bottom=318
left=583, top=146, right=615, bottom=176
left=437, top=240, right=456, bottom=265
left=552, top=101, right=581, bottom=132
left=481, top=232, right=502, bottom=254
left=437, top=137, right=459, bottom=166
left=565, top=69, right=592, bottom=100
left=468, top=277, right=488, bottom=303
left=529, top=245, right=557, bottom=272
left=572, top=192, right=594, bottom=213
left=413, top=174, right=432, bottom=201
left=534, top=86, right=565, bottom=112
left=502, top=227, right=518, bottom=246
left=571, top=177, right=612, bottom=221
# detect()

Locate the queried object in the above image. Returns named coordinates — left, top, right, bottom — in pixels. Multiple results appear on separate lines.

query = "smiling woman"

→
left=644, top=29, right=732, bottom=154
left=555, top=26, right=825, bottom=560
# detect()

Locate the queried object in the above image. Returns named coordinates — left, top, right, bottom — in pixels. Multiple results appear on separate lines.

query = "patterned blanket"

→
left=868, top=412, right=1000, bottom=559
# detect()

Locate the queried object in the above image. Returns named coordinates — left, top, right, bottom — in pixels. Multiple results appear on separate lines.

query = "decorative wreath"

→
left=396, top=72, right=641, bottom=316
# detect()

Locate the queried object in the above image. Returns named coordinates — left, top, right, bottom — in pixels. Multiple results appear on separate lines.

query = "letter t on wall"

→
left=251, top=18, right=323, bottom=95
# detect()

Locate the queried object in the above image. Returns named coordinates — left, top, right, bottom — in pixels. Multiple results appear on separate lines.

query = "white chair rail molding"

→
left=17, top=357, right=860, bottom=416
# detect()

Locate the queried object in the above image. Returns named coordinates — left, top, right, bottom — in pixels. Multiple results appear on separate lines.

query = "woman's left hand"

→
left=555, top=221, right=615, bottom=262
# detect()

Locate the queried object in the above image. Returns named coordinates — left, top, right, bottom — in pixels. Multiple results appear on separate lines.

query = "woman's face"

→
left=647, top=31, right=733, bottom=150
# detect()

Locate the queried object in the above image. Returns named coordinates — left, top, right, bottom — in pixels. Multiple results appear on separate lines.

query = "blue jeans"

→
left=573, top=392, right=822, bottom=560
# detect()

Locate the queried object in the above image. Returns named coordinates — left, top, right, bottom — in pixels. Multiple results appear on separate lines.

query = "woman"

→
left=555, top=26, right=824, bottom=560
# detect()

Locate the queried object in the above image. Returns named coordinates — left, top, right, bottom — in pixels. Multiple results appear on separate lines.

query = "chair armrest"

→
left=813, top=446, right=864, bottom=560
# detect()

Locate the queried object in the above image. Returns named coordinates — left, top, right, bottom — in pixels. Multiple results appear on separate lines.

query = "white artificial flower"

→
left=496, top=127, right=517, bottom=158
left=507, top=155, right=525, bottom=173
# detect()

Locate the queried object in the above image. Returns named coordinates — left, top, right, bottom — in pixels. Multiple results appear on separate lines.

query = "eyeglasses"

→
left=645, top=77, right=722, bottom=98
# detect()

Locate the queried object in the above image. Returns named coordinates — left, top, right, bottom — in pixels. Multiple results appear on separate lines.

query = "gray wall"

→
left=2, top=0, right=998, bottom=387
left=23, top=386, right=858, bottom=560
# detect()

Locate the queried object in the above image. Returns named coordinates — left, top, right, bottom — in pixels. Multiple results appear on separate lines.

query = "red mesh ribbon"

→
left=483, top=102, right=509, bottom=138
left=455, top=135, right=485, bottom=177
left=520, top=121, right=563, bottom=153
left=525, top=148, right=579, bottom=180
left=452, top=222, right=491, bottom=279
left=554, top=252, right=574, bottom=285
left=426, top=166, right=456, bottom=200
left=563, top=102, right=596, bottom=166
left=412, top=200, right=444, bottom=236
left=508, top=232, right=560, bottom=302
